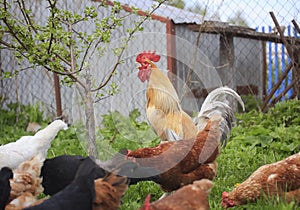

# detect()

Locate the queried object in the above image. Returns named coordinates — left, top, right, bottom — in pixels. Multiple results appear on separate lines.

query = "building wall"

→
left=174, top=24, right=264, bottom=113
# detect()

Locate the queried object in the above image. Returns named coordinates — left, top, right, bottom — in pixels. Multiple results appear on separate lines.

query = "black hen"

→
left=0, top=167, right=13, bottom=210
left=41, top=154, right=159, bottom=196
left=41, top=155, right=106, bottom=196
left=24, top=156, right=97, bottom=210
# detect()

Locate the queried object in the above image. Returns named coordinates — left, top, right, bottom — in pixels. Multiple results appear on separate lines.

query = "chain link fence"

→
left=0, top=0, right=299, bottom=125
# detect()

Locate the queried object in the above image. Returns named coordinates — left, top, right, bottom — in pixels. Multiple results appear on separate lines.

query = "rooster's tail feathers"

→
left=199, top=87, right=245, bottom=116
left=195, top=87, right=244, bottom=146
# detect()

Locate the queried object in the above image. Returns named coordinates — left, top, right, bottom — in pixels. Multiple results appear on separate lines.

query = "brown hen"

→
left=140, top=179, right=213, bottom=210
left=127, top=116, right=223, bottom=192
left=5, top=154, right=45, bottom=210
left=9, top=154, right=44, bottom=201
left=93, top=172, right=128, bottom=210
left=222, top=152, right=300, bottom=208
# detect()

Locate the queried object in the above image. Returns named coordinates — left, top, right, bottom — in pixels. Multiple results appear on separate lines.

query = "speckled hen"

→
left=222, top=152, right=300, bottom=208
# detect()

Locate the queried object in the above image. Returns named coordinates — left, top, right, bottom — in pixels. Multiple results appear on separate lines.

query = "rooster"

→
left=136, top=50, right=198, bottom=142
left=127, top=115, right=225, bottom=192
left=222, top=152, right=300, bottom=208
left=139, top=179, right=213, bottom=210
left=135, top=51, right=245, bottom=142
left=0, top=167, right=13, bottom=210
left=0, top=120, right=68, bottom=170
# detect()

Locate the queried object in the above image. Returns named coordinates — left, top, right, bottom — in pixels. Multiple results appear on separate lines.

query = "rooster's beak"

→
left=135, top=62, right=142, bottom=69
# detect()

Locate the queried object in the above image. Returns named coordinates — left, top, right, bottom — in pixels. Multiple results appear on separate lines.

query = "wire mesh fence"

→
left=0, top=0, right=299, bottom=124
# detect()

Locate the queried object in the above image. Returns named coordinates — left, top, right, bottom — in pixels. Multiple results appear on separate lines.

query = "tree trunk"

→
left=85, top=76, right=98, bottom=158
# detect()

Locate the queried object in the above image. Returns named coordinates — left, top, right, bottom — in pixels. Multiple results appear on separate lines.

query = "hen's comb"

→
left=142, top=194, right=151, bottom=210
left=136, top=50, right=161, bottom=62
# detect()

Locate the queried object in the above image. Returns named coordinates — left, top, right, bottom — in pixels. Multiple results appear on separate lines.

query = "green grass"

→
left=1, top=100, right=300, bottom=209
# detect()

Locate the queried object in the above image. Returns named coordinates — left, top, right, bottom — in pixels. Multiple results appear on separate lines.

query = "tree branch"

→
left=20, top=0, right=38, bottom=34
left=3, top=0, right=29, bottom=51
left=91, top=0, right=168, bottom=92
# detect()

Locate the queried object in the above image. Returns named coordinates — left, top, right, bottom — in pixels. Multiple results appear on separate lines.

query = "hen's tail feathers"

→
left=195, top=87, right=245, bottom=146
left=74, top=156, right=97, bottom=180
left=116, top=161, right=160, bottom=185
left=192, top=179, right=214, bottom=195
left=96, top=152, right=160, bottom=185
left=72, top=157, right=97, bottom=200
left=93, top=170, right=128, bottom=209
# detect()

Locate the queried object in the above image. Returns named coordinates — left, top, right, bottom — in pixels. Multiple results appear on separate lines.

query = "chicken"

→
left=25, top=157, right=135, bottom=210
left=41, top=154, right=159, bottom=196
left=4, top=154, right=45, bottom=210
left=136, top=50, right=198, bottom=142
left=139, top=179, right=213, bottom=210
left=5, top=192, right=46, bottom=210
left=0, top=120, right=68, bottom=170
left=222, top=152, right=300, bottom=208
left=23, top=156, right=97, bottom=210
left=0, top=167, right=13, bottom=210
left=194, top=86, right=245, bottom=145
left=40, top=155, right=101, bottom=196
left=93, top=171, right=128, bottom=210
left=9, top=154, right=44, bottom=201
left=127, top=116, right=224, bottom=192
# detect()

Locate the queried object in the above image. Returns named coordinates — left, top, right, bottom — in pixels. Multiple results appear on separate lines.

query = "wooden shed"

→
left=1, top=0, right=266, bottom=123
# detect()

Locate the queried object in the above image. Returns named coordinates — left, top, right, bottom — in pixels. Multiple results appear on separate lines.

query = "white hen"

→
left=0, top=120, right=68, bottom=169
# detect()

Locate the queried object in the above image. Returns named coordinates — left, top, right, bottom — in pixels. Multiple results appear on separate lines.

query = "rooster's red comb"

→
left=136, top=50, right=161, bottom=63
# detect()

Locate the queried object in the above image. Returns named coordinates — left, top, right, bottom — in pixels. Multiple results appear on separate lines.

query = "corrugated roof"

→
left=117, top=0, right=203, bottom=24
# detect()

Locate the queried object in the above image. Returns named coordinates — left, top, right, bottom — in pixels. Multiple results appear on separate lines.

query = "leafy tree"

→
left=0, top=0, right=167, bottom=157
left=165, top=0, right=185, bottom=9
left=186, top=1, right=206, bottom=15
left=227, top=10, right=249, bottom=27
left=186, top=1, right=221, bottom=21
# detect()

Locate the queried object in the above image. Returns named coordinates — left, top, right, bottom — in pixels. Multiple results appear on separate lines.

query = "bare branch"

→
left=292, top=19, right=300, bottom=34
